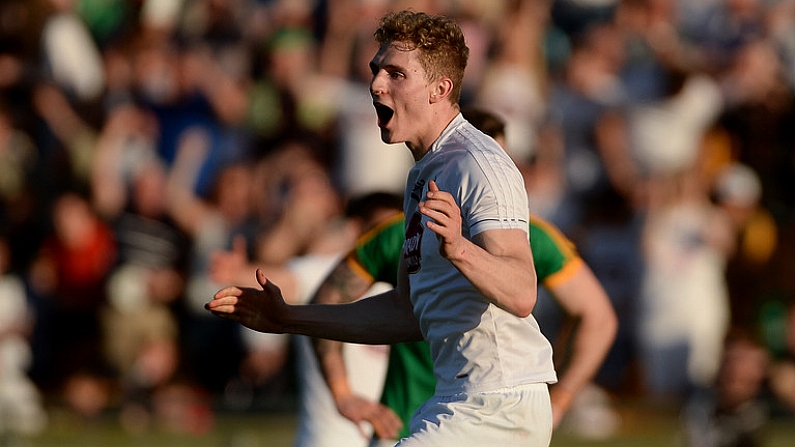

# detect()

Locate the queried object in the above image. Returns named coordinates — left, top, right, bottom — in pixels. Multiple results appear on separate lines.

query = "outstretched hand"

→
left=205, top=269, right=288, bottom=333
left=419, top=180, right=465, bottom=260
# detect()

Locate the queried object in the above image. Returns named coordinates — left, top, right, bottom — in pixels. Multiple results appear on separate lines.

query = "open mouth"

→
left=374, top=103, right=394, bottom=127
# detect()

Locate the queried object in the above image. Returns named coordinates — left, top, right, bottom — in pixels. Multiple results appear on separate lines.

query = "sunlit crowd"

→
left=0, top=0, right=794, bottom=441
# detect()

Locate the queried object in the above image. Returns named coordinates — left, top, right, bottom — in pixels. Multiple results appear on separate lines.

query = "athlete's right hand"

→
left=205, top=269, right=288, bottom=333
left=336, top=393, right=403, bottom=441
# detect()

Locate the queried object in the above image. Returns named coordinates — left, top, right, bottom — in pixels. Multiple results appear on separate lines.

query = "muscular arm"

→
left=207, top=268, right=422, bottom=345
left=547, top=263, right=617, bottom=427
left=421, top=181, right=537, bottom=317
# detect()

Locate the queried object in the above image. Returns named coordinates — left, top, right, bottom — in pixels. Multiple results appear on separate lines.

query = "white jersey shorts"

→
left=394, top=382, right=553, bottom=447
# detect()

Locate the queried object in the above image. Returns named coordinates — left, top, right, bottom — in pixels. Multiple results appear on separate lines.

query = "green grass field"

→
left=14, top=400, right=795, bottom=447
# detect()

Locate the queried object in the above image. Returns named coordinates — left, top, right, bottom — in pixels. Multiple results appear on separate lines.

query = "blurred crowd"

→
left=0, top=0, right=794, bottom=442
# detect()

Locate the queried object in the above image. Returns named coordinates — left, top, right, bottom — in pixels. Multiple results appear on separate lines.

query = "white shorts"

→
left=370, top=438, right=397, bottom=447
left=394, top=382, right=552, bottom=447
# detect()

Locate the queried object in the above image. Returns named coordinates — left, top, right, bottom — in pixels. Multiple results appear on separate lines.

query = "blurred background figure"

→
left=317, top=0, right=414, bottom=197
left=40, top=0, right=106, bottom=104
left=472, top=0, right=550, bottom=162
left=0, top=235, right=48, bottom=439
left=638, top=163, right=735, bottom=402
left=94, top=147, right=188, bottom=431
left=27, top=191, right=116, bottom=420
left=768, top=300, right=795, bottom=416
left=164, top=129, right=254, bottom=405
left=714, top=163, right=778, bottom=333
left=681, top=330, right=770, bottom=447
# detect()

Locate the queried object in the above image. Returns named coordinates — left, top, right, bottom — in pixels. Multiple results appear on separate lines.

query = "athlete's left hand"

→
left=336, top=393, right=403, bottom=441
left=419, top=180, right=465, bottom=261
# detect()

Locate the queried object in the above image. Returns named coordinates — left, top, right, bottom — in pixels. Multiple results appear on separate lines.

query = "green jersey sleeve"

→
left=529, top=215, right=584, bottom=287
left=347, top=213, right=405, bottom=287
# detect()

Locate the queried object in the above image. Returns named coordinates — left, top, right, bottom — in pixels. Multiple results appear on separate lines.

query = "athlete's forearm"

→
left=316, top=339, right=352, bottom=402
left=549, top=266, right=617, bottom=406
left=421, top=181, right=537, bottom=317
left=447, top=229, right=538, bottom=318
left=285, top=289, right=422, bottom=344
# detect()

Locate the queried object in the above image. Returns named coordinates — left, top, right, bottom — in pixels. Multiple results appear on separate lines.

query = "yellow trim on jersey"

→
left=355, top=211, right=405, bottom=246
left=529, top=215, right=584, bottom=288
left=345, top=254, right=376, bottom=283
left=542, top=256, right=584, bottom=289
left=345, top=211, right=405, bottom=283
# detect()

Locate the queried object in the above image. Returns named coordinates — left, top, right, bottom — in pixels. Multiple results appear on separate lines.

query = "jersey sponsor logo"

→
left=404, top=211, right=423, bottom=274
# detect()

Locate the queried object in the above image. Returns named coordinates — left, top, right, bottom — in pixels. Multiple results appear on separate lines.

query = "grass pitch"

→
left=15, top=399, right=795, bottom=447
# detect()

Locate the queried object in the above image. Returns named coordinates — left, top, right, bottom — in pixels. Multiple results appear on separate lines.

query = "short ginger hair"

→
left=374, top=10, right=469, bottom=104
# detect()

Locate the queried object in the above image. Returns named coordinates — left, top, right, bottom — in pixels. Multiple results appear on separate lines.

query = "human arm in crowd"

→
left=164, top=127, right=213, bottom=237
left=420, top=180, right=538, bottom=317
left=206, top=265, right=422, bottom=345
left=32, top=83, right=98, bottom=182
left=316, top=0, right=359, bottom=78
left=90, top=105, right=137, bottom=219
left=208, top=235, right=299, bottom=303
left=546, top=262, right=618, bottom=428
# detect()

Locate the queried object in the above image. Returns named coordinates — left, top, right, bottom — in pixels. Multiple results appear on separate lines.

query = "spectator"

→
left=27, top=190, right=116, bottom=418
left=713, top=163, right=777, bottom=331
left=681, top=330, right=770, bottom=447
left=318, top=0, right=414, bottom=197
left=638, top=165, right=735, bottom=400
left=40, top=0, right=106, bottom=103
left=0, top=235, right=48, bottom=437
left=97, top=149, right=189, bottom=432
left=165, top=129, right=254, bottom=395
left=769, top=299, right=795, bottom=415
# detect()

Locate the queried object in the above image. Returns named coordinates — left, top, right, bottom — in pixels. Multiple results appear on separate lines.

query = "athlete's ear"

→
left=430, top=77, right=454, bottom=104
